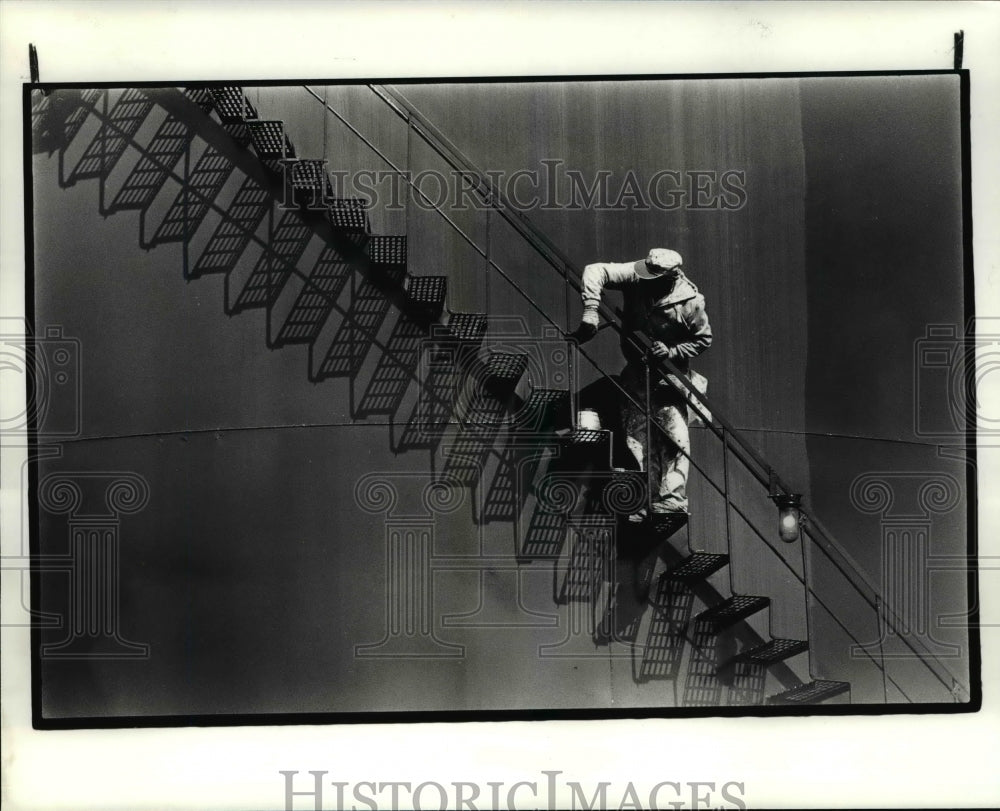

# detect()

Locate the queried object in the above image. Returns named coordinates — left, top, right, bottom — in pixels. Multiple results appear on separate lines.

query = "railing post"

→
left=182, top=125, right=190, bottom=282
left=322, top=84, right=329, bottom=175
left=876, top=594, right=889, bottom=702
left=645, top=350, right=653, bottom=515
left=564, top=262, right=575, bottom=422
left=99, top=89, right=108, bottom=212
left=485, top=200, right=491, bottom=351
left=405, top=114, right=413, bottom=259
left=722, top=426, right=733, bottom=550
left=266, top=202, right=274, bottom=336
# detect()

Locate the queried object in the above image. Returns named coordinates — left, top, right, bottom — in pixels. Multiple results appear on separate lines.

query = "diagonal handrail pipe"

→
left=360, top=83, right=970, bottom=700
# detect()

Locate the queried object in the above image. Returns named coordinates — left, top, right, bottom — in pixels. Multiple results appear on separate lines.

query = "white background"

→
left=2, top=2, right=998, bottom=809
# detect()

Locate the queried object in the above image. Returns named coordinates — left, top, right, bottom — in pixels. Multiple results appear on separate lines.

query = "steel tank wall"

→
left=29, top=76, right=969, bottom=715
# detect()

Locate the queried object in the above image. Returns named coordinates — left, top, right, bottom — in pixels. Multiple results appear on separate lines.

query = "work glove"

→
left=570, top=321, right=598, bottom=344
left=569, top=306, right=599, bottom=344
left=650, top=341, right=673, bottom=359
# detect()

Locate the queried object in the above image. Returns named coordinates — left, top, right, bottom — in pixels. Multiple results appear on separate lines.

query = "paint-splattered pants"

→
left=621, top=363, right=690, bottom=514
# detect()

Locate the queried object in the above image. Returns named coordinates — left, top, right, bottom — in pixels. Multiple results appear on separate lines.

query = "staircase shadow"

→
left=187, top=174, right=271, bottom=280
left=139, top=143, right=235, bottom=252
left=46, top=85, right=444, bottom=473
left=42, top=83, right=836, bottom=709
left=354, top=311, right=425, bottom=419
left=61, top=88, right=155, bottom=205
left=32, top=88, right=102, bottom=158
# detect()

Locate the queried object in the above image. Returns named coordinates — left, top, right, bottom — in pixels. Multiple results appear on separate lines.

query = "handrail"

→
left=301, top=84, right=968, bottom=700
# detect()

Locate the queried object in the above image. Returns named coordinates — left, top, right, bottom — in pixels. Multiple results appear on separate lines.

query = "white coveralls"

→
left=581, top=260, right=712, bottom=514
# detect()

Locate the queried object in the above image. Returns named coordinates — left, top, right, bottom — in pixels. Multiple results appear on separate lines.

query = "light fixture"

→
left=770, top=492, right=802, bottom=543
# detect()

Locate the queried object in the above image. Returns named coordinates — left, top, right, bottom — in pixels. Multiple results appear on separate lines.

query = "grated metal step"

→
left=649, top=512, right=689, bottom=539
left=444, top=312, right=487, bottom=344
left=515, top=387, right=571, bottom=432
left=406, top=276, right=447, bottom=321
left=483, top=351, right=528, bottom=388
left=557, top=428, right=613, bottom=470
left=247, top=119, right=289, bottom=156
left=209, top=87, right=254, bottom=122
left=767, top=679, right=850, bottom=706
left=563, top=428, right=608, bottom=445
left=208, top=88, right=257, bottom=147
left=736, top=638, right=809, bottom=666
left=327, top=197, right=371, bottom=245
left=247, top=120, right=295, bottom=172
left=666, top=552, right=729, bottom=584
left=522, top=388, right=569, bottom=409
left=287, top=159, right=330, bottom=206
left=695, top=595, right=769, bottom=632
left=367, top=235, right=408, bottom=269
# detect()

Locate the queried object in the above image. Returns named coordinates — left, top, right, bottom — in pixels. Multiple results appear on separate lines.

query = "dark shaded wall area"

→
left=801, top=75, right=963, bottom=442
left=799, top=75, right=969, bottom=696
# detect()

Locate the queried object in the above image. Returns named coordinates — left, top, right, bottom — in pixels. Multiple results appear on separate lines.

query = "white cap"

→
left=634, top=248, right=683, bottom=280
